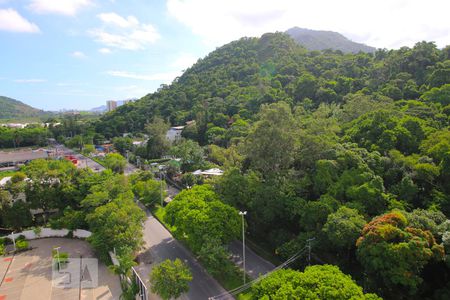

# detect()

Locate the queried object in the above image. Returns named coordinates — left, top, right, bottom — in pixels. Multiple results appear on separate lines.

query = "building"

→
left=166, top=126, right=185, bottom=142
left=106, top=100, right=117, bottom=112
left=0, top=150, right=49, bottom=168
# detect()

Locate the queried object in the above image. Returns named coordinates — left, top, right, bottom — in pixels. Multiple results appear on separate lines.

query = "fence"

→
left=109, top=251, right=148, bottom=300
left=6, top=228, right=91, bottom=240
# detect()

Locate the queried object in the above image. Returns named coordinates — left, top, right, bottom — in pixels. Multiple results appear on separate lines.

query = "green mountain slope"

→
left=0, top=96, right=45, bottom=119
left=95, top=32, right=448, bottom=140
left=286, top=27, right=376, bottom=53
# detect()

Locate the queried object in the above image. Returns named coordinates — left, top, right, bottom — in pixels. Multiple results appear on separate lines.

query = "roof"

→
left=170, top=126, right=185, bottom=130
left=0, top=176, right=11, bottom=186
left=0, top=150, right=48, bottom=164
left=192, top=168, right=224, bottom=176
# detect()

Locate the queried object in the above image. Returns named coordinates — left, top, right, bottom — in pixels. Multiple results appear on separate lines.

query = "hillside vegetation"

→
left=94, top=32, right=450, bottom=299
left=0, top=96, right=45, bottom=120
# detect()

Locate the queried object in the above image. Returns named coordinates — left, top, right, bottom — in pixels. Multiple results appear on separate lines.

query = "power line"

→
left=209, top=242, right=312, bottom=300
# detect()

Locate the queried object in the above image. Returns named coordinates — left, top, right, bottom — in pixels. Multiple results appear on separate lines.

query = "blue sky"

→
left=0, top=0, right=449, bottom=111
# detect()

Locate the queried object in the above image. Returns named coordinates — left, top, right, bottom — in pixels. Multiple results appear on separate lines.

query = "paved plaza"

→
left=0, top=238, right=121, bottom=300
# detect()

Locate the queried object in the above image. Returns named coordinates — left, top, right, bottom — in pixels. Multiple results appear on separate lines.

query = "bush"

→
left=16, top=240, right=29, bottom=251
left=33, top=227, right=42, bottom=237
left=53, top=250, right=69, bottom=268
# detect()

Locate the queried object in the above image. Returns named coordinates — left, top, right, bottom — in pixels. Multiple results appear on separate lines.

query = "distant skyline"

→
left=0, top=0, right=449, bottom=111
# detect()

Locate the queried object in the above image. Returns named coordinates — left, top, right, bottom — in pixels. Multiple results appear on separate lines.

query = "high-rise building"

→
left=106, top=100, right=117, bottom=112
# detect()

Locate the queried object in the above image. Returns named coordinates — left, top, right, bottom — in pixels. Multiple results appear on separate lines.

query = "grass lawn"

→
left=0, top=170, right=18, bottom=179
left=90, top=156, right=106, bottom=167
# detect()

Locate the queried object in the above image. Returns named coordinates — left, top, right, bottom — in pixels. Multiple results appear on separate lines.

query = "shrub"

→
left=52, top=250, right=69, bottom=268
left=16, top=240, right=29, bottom=251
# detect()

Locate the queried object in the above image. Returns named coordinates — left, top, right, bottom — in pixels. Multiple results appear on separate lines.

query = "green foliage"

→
left=169, top=139, right=205, bottom=172
left=150, top=258, right=192, bottom=300
left=356, top=211, right=445, bottom=296
left=16, top=239, right=29, bottom=251
left=133, top=179, right=166, bottom=206
left=112, top=137, right=133, bottom=155
left=323, top=206, right=366, bottom=250
left=0, top=125, right=50, bottom=148
left=103, top=153, right=127, bottom=174
left=165, top=185, right=240, bottom=252
left=86, top=194, right=145, bottom=261
left=421, top=84, right=450, bottom=106
left=252, top=265, right=381, bottom=300
left=145, top=117, right=170, bottom=159
left=52, top=250, right=69, bottom=266
left=243, top=101, right=296, bottom=175
left=2, top=201, right=33, bottom=230
left=0, top=95, right=46, bottom=119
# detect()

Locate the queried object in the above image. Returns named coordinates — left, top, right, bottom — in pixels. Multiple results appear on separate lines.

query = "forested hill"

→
left=286, top=27, right=376, bottom=53
left=93, top=32, right=450, bottom=299
left=0, top=96, right=45, bottom=119
left=96, top=32, right=449, bottom=140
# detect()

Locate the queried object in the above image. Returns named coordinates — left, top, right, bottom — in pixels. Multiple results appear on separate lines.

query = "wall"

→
left=7, top=228, right=91, bottom=240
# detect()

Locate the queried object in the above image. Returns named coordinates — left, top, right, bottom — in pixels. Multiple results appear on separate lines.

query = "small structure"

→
left=166, top=126, right=185, bottom=142
left=192, top=168, right=224, bottom=177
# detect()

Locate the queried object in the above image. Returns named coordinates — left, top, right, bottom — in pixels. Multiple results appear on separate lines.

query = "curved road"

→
left=135, top=204, right=232, bottom=300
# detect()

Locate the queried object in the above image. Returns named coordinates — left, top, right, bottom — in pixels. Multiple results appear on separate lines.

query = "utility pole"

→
left=306, top=238, right=315, bottom=266
left=11, top=232, right=16, bottom=252
left=160, top=172, right=163, bottom=207
left=239, top=211, right=247, bottom=284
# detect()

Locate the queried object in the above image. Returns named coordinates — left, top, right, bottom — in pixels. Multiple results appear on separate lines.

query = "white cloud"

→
left=98, top=48, right=112, bottom=54
left=28, top=0, right=93, bottom=16
left=166, top=0, right=450, bottom=49
left=97, top=12, right=139, bottom=28
left=106, top=70, right=180, bottom=82
left=0, top=9, right=40, bottom=33
left=89, top=12, right=160, bottom=50
left=71, top=51, right=87, bottom=58
left=14, top=78, right=47, bottom=83
left=171, top=53, right=198, bottom=70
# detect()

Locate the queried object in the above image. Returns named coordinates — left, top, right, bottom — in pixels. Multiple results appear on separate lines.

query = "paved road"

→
left=55, top=145, right=105, bottom=172
left=55, top=145, right=139, bottom=175
left=135, top=204, right=232, bottom=300
left=228, top=241, right=275, bottom=280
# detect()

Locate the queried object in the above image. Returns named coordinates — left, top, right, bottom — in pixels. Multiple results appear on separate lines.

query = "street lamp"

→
left=11, top=232, right=16, bottom=252
left=54, top=246, right=61, bottom=270
left=239, top=211, right=247, bottom=284
left=160, top=172, right=164, bottom=207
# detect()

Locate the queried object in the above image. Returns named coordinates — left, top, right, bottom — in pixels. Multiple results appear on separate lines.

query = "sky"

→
left=0, top=0, right=449, bottom=111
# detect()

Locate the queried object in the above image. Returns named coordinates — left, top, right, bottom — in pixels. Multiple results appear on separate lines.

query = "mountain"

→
left=0, top=96, right=46, bottom=119
left=95, top=32, right=446, bottom=140
left=285, top=27, right=376, bottom=53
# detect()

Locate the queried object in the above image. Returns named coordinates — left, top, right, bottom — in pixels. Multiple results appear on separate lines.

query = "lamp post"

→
left=11, top=232, right=16, bottom=252
left=54, top=246, right=61, bottom=270
left=239, top=211, right=247, bottom=284
left=160, top=172, right=164, bottom=207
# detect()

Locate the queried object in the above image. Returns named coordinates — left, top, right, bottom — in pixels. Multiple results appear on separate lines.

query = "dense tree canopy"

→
left=252, top=265, right=381, bottom=300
